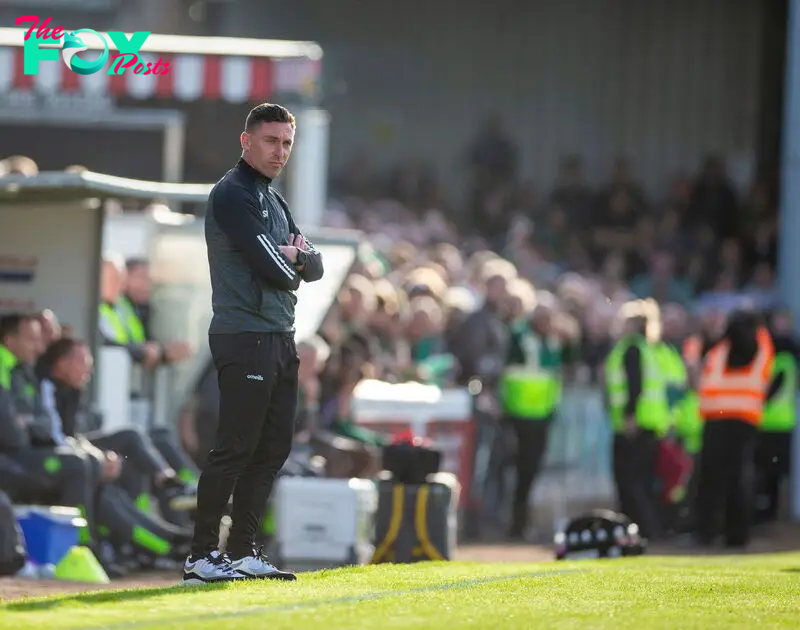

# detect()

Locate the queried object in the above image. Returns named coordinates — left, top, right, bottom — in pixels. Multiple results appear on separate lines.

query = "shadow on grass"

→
left=5, top=581, right=228, bottom=612
left=780, top=567, right=800, bottom=574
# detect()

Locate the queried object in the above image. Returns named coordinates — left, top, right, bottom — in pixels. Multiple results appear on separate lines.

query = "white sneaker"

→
left=182, top=550, right=246, bottom=585
left=229, top=547, right=297, bottom=581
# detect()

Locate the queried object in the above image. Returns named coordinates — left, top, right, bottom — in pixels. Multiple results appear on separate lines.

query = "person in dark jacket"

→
left=36, top=337, right=197, bottom=519
left=185, top=103, right=323, bottom=585
left=0, top=314, right=193, bottom=576
left=451, top=262, right=512, bottom=390
left=0, top=315, right=97, bottom=531
left=604, top=302, right=664, bottom=540
left=501, top=298, right=562, bottom=540
left=695, top=309, right=775, bottom=547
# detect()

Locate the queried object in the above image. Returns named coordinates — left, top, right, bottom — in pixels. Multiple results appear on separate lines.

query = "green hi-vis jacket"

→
left=605, top=335, right=669, bottom=436
left=499, top=321, right=562, bottom=420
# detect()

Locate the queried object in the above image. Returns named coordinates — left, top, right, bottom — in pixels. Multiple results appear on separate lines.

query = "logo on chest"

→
left=258, top=191, right=268, bottom=218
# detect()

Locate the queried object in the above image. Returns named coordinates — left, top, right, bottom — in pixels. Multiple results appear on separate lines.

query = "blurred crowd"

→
left=313, top=116, right=781, bottom=403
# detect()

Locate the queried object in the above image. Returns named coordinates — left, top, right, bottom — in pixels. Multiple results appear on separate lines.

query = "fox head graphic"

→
left=61, top=31, right=89, bottom=68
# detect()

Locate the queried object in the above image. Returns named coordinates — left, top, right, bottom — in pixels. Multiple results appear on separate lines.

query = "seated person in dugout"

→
left=38, top=306, right=200, bottom=522
left=0, top=313, right=192, bottom=576
left=37, top=337, right=198, bottom=518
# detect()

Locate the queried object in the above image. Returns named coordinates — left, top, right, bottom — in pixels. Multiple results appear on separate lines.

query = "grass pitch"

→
left=1, top=553, right=798, bottom=629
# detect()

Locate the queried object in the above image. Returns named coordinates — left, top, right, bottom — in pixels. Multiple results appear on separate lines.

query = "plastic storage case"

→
left=272, top=477, right=377, bottom=572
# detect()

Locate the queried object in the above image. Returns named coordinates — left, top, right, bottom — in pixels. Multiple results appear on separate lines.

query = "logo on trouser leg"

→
left=247, top=374, right=264, bottom=381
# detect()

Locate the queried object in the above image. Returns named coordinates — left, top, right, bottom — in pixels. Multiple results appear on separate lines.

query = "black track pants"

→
left=191, top=332, right=298, bottom=557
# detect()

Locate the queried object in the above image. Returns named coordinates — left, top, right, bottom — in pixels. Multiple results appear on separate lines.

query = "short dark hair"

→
left=125, top=257, right=149, bottom=272
left=245, top=103, right=296, bottom=132
left=40, top=337, right=85, bottom=371
left=0, top=313, right=36, bottom=344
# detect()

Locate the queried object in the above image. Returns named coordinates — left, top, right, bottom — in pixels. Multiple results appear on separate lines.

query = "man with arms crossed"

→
left=183, top=103, right=324, bottom=585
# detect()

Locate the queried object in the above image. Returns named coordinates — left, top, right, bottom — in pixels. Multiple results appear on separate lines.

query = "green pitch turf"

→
left=2, top=553, right=799, bottom=629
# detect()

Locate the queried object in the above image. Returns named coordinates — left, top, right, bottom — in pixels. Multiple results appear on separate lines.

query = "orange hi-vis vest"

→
left=698, top=328, right=775, bottom=426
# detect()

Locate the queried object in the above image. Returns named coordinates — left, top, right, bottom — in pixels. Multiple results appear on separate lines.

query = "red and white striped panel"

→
left=0, top=47, right=320, bottom=102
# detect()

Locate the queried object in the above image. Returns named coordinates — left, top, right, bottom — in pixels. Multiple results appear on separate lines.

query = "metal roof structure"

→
left=0, top=170, right=212, bottom=203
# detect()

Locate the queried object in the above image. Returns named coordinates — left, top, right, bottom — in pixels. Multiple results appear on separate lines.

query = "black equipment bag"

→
left=381, top=440, right=441, bottom=484
left=371, top=474, right=459, bottom=564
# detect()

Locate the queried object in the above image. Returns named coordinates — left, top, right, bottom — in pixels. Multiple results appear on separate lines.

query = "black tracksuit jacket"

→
left=205, top=158, right=324, bottom=335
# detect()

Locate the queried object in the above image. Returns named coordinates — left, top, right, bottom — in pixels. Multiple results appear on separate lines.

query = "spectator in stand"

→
left=405, top=296, right=453, bottom=386
left=739, top=179, right=775, bottom=241
left=716, top=238, right=747, bottom=289
left=545, top=154, right=594, bottom=228
left=744, top=219, right=778, bottom=272
left=403, top=266, right=448, bottom=306
left=465, top=114, right=519, bottom=234
left=654, top=206, right=686, bottom=255
left=687, top=155, right=739, bottom=238
left=458, top=249, right=501, bottom=307
left=597, top=157, right=648, bottom=220
left=666, top=172, right=693, bottom=226
left=531, top=206, right=569, bottom=267
left=368, top=279, right=411, bottom=382
left=442, top=287, right=478, bottom=354
left=331, top=150, right=380, bottom=202
left=505, top=278, right=537, bottom=327
left=449, top=258, right=514, bottom=391
left=386, top=158, right=439, bottom=217
left=630, top=251, right=693, bottom=305
left=593, top=187, right=640, bottom=263
left=744, top=263, right=779, bottom=311
left=338, top=273, right=378, bottom=339
left=660, top=303, right=690, bottom=349
left=428, top=243, right=465, bottom=286
left=627, top=217, right=657, bottom=277
left=318, top=334, right=387, bottom=448
left=296, top=335, right=331, bottom=433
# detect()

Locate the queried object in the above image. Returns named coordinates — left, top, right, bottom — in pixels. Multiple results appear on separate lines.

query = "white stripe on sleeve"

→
left=257, top=234, right=296, bottom=279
